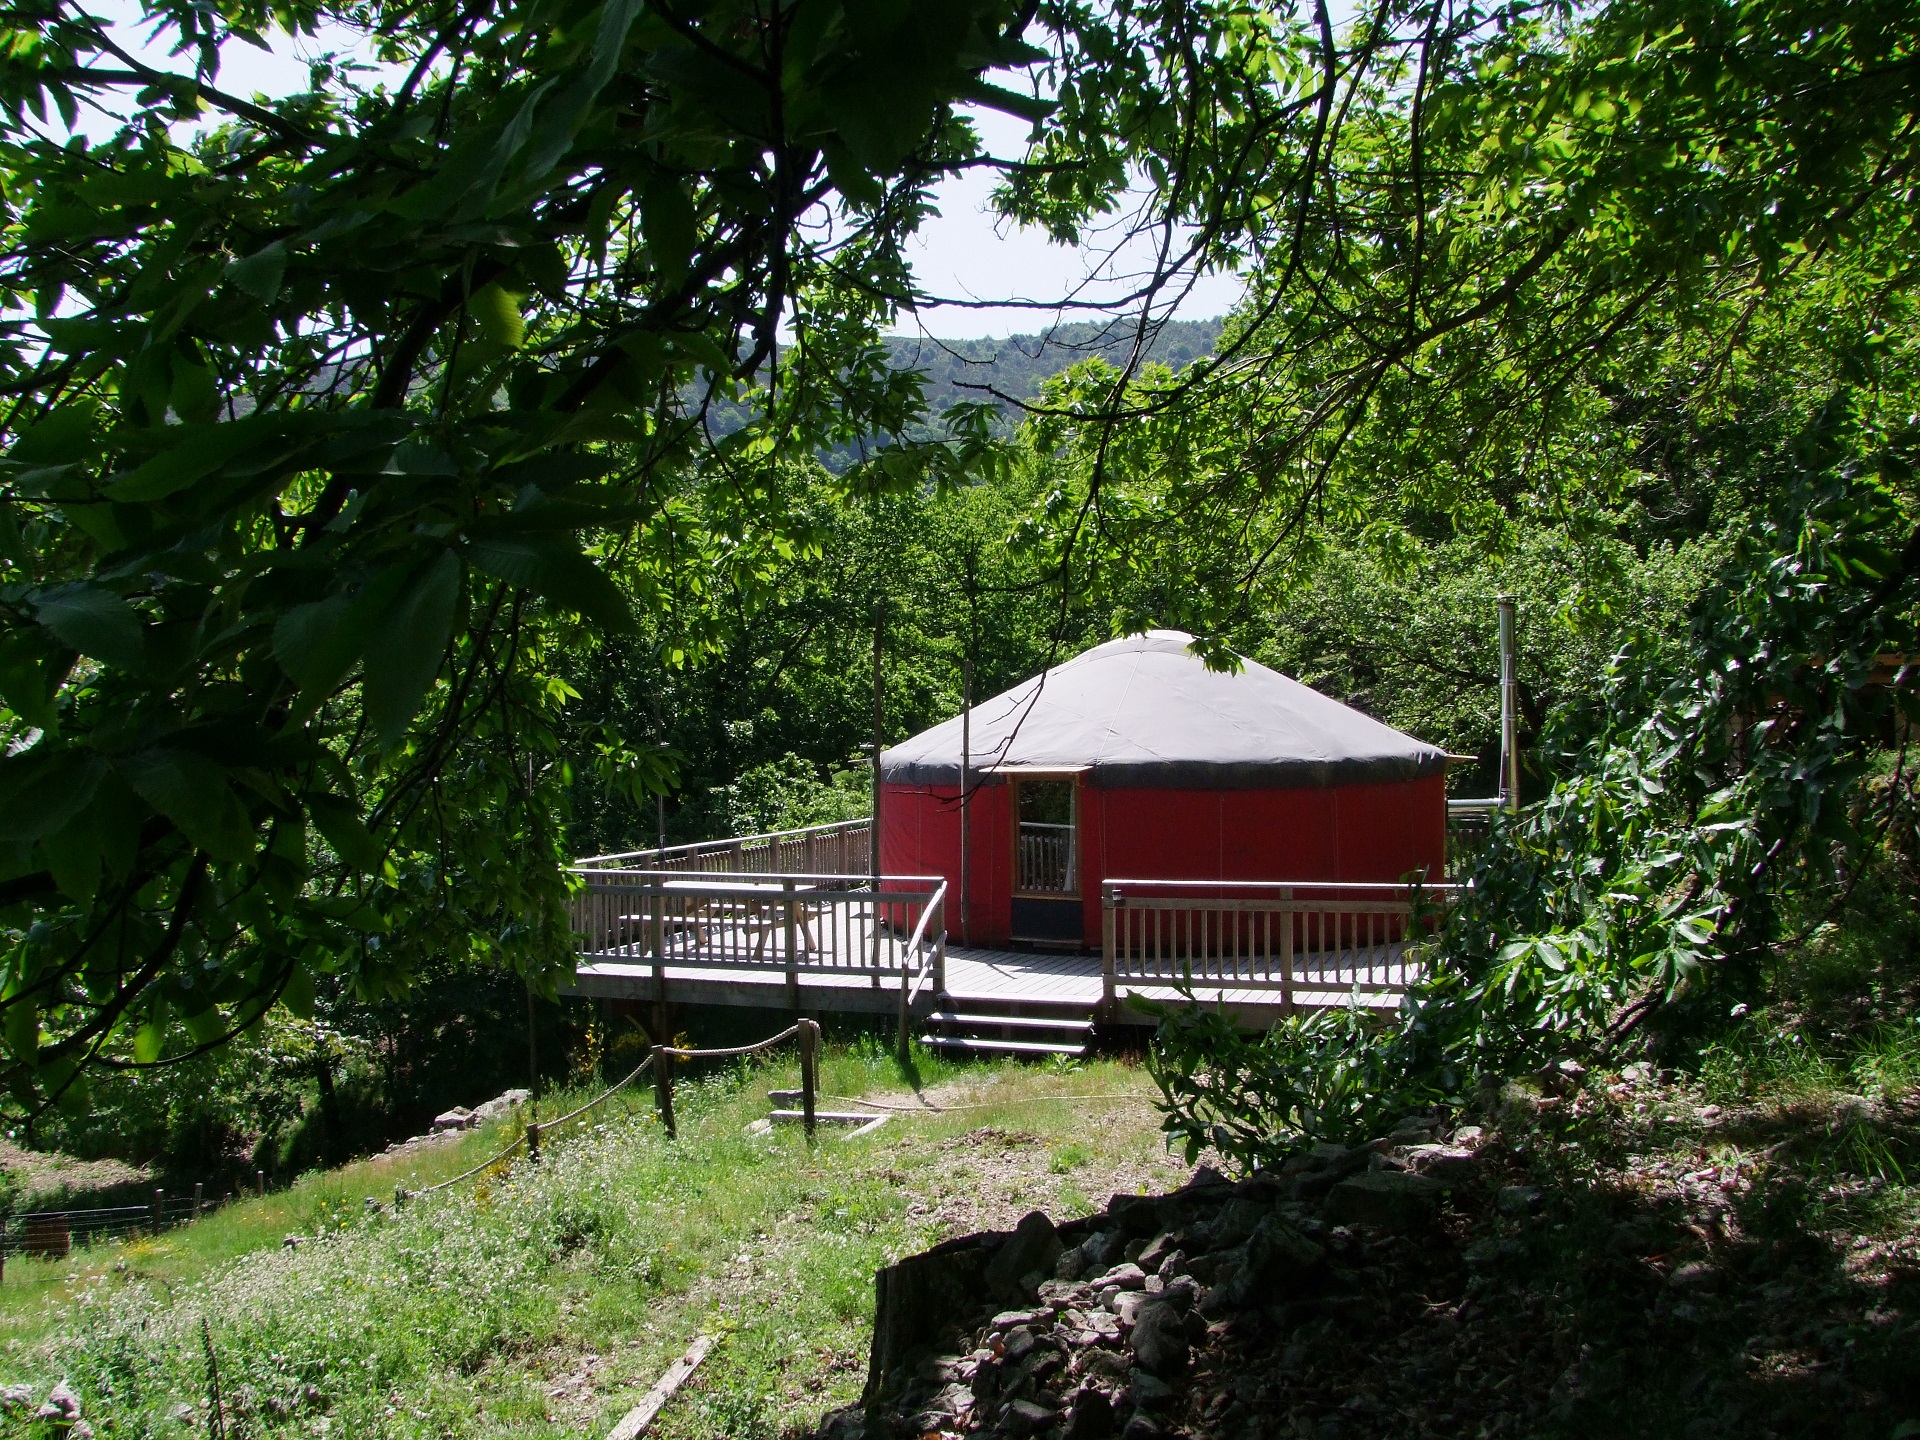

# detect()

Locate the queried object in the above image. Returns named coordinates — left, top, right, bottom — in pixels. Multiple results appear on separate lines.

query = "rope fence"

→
left=402, top=1020, right=820, bottom=1203
left=4, top=1023, right=1156, bottom=1270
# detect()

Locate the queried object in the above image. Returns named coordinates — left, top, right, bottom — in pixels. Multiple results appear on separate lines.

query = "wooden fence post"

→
left=799, top=1019, right=818, bottom=1142
left=151, top=1188, right=165, bottom=1236
left=526, top=1122, right=541, bottom=1164
left=193, top=1182, right=203, bottom=1218
left=256, top=1170, right=265, bottom=1199
left=653, top=1045, right=677, bottom=1139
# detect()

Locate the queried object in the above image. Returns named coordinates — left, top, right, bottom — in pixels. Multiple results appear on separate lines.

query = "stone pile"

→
left=840, top=1114, right=1482, bottom=1440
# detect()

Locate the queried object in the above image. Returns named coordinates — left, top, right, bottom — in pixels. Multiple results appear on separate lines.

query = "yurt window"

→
left=1015, top=779, right=1077, bottom=894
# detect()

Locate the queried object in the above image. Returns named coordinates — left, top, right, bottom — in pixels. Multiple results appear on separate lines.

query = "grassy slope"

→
left=0, top=1042, right=1182, bottom=1439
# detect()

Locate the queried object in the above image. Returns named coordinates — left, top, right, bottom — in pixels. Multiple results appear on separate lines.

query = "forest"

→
left=0, top=0, right=1915, bottom=1429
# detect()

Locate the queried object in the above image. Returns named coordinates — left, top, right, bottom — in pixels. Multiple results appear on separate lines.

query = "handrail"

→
left=577, top=818, right=870, bottom=868
left=1104, top=878, right=1462, bottom=895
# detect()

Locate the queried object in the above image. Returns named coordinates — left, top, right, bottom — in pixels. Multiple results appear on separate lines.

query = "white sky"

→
left=81, top=4, right=1242, bottom=341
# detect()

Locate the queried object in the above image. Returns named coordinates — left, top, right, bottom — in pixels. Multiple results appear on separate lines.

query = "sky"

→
left=80, top=3, right=1243, bottom=343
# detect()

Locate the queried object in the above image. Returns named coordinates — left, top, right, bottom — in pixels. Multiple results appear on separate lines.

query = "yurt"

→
left=879, top=631, right=1448, bottom=949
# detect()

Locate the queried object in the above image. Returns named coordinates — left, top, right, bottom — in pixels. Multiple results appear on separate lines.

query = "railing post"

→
left=1280, top=886, right=1295, bottom=1015
left=151, top=1188, right=165, bottom=1236
left=934, top=890, right=947, bottom=995
left=799, top=1018, right=819, bottom=1142
left=1101, top=885, right=1118, bottom=1022
left=652, top=1045, right=677, bottom=1139
left=526, top=1122, right=541, bottom=1164
left=193, top=1182, right=203, bottom=1219
left=784, top=879, right=800, bottom=1013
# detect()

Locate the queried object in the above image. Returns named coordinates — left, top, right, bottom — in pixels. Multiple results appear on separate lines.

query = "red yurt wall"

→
left=880, top=772, right=1446, bottom=949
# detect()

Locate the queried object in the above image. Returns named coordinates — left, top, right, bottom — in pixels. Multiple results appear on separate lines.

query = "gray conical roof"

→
left=881, top=631, right=1445, bottom=790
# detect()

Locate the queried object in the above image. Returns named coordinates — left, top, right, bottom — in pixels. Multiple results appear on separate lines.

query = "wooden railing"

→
left=577, top=818, right=872, bottom=877
left=1100, top=878, right=1458, bottom=1017
left=1016, top=823, right=1075, bottom=893
left=569, top=868, right=945, bottom=1037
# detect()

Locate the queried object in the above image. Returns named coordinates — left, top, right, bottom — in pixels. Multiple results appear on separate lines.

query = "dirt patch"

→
left=0, top=1139, right=149, bottom=1209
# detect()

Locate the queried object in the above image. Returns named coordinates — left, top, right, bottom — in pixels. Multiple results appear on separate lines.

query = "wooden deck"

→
left=565, top=940, right=1413, bottom=1028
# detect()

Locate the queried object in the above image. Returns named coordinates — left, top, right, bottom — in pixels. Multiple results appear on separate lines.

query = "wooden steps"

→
left=920, top=1003, right=1093, bottom=1059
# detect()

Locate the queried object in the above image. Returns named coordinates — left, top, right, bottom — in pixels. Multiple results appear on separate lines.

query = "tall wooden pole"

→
left=871, top=599, right=885, bottom=880
left=1498, top=595, right=1520, bottom=812
left=870, top=600, right=885, bottom=972
left=959, top=656, right=972, bottom=949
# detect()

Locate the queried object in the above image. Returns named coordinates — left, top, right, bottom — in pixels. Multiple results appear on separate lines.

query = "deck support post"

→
left=784, top=880, right=800, bottom=1012
left=652, top=1045, right=676, bottom=1139
left=799, top=1018, right=819, bottom=1142
left=1101, top=886, right=1118, bottom=1023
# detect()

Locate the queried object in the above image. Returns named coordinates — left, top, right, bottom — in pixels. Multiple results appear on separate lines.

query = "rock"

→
left=0, top=1385, right=33, bottom=1411
left=1323, top=1171, right=1445, bottom=1230
left=1082, top=1226, right=1127, bottom=1271
left=1180, top=1165, right=1232, bottom=1193
left=988, top=1212, right=1064, bottom=1303
left=1202, top=1198, right=1268, bottom=1249
left=1128, top=1369, right=1177, bottom=1406
left=1496, top=1184, right=1544, bottom=1218
left=1112, top=1291, right=1154, bottom=1324
left=1006, top=1398, right=1056, bottom=1436
left=430, top=1106, right=475, bottom=1132
left=35, top=1384, right=82, bottom=1423
left=1136, top=1232, right=1180, bottom=1272
left=1462, top=1237, right=1524, bottom=1268
left=745, top=1118, right=773, bottom=1136
left=1667, top=1261, right=1720, bottom=1292
left=473, top=1088, right=532, bottom=1122
left=866, top=1230, right=1005, bottom=1401
left=992, top=1308, right=1050, bottom=1330
left=1128, top=1301, right=1190, bottom=1377
left=1062, top=1386, right=1116, bottom=1440
left=1452, top=1125, right=1486, bottom=1147
left=1402, top=1144, right=1478, bottom=1184
left=1054, top=1242, right=1090, bottom=1280
left=1200, top=1213, right=1326, bottom=1315
left=1154, top=1249, right=1186, bottom=1281
left=1121, top=1414, right=1165, bottom=1440
left=1537, top=1058, right=1588, bottom=1094
left=1096, top=1262, right=1147, bottom=1291
left=1388, top=1115, right=1435, bottom=1143
left=1036, top=1279, right=1086, bottom=1308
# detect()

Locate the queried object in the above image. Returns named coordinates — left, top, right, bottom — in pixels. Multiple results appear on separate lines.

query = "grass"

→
left=0, top=1038, right=1179, bottom=1439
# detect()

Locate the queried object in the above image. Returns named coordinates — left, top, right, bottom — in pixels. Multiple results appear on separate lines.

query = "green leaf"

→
left=308, top=791, right=382, bottom=871
left=272, top=594, right=358, bottom=698
left=10, top=402, right=100, bottom=465
left=642, top=174, right=696, bottom=280
left=225, top=240, right=288, bottom=303
left=34, top=583, right=145, bottom=670
left=467, top=533, right=634, bottom=632
left=0, top=630, right=68, bottom=729
left=0, top=747, right=103, bottom=842
left=118, top=748, right=256, bottom=863
left=279, top=961, right=315, bottom=1019
left=133, top=1018, right=165, bottom=1064
left=470, top=281, right=526, bottom=350
left=105, top=414, right=281, bottom=502
left=362, top=551, right=461, bottom=748
left=956, top=77, right=1056, bottom=124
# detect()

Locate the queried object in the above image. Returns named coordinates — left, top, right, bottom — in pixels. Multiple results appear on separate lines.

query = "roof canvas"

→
left=881, top=630, right=1446, bottom=790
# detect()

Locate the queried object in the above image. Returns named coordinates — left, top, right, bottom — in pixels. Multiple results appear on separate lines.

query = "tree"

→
left=0, top=0, right=1082, bottom=1107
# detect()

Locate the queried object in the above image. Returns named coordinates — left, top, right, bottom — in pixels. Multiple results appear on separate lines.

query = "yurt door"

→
left=1010, top=777, right=1082, bottom=944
